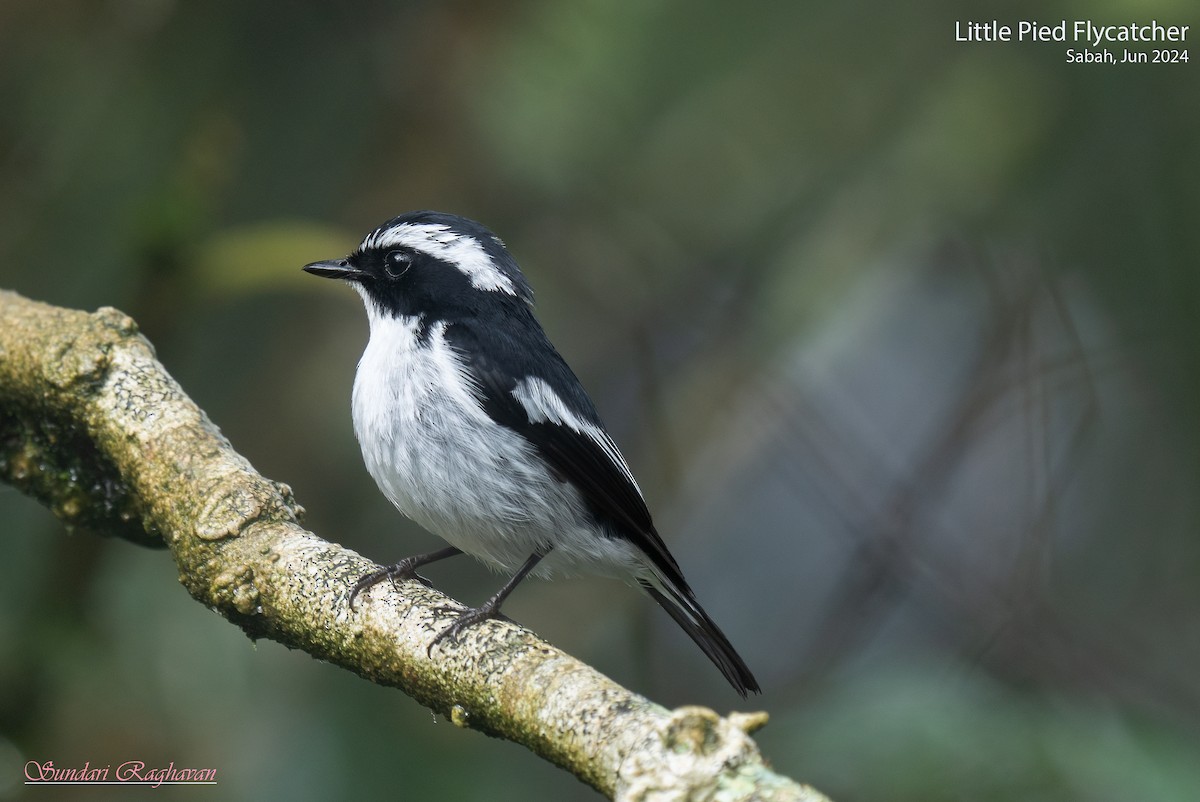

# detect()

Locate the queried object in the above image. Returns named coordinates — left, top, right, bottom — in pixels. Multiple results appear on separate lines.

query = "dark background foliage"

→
left=1, top=1, right=1197, bottom=799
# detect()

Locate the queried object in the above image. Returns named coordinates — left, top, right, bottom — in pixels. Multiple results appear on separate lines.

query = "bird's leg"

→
left=349, top=546, right=464, bottom=610
left=428, top=550, right=548, bottom=654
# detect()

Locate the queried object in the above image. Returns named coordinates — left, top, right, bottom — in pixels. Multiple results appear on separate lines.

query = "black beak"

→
left=302, top=259, right=366, bottom=280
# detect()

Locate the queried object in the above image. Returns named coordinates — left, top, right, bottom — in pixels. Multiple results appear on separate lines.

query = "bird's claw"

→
left=426, top=603, right=501, bottom=656
left=349, top=562, right=433, bottom=610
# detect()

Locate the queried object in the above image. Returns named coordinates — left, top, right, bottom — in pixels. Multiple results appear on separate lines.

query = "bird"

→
left=303, top=210, right=759, bottom=696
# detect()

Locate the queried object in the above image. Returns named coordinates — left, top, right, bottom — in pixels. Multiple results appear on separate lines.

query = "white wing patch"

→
left=361, top=222, right=516, bottom=295
left=510, top=376, right=643, bottom=497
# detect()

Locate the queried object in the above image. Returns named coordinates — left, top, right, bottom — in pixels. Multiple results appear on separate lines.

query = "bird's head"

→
left=303, top=211, right=534, bottom=321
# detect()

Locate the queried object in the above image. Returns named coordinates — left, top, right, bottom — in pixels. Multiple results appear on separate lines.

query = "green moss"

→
left=0, top=407, right=159, bottom=547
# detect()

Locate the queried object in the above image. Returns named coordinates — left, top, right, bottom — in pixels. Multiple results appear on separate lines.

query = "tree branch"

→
left=0, top=289, right=830, bottom=802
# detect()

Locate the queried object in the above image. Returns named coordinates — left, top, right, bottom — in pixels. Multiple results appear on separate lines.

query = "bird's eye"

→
left=384, top=250, right=412, bottom=279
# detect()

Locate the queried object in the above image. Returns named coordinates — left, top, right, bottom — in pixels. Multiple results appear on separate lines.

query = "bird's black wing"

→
left=442, top=314, right=683, bottom=578
left=444, top=314, right=760, bottom=696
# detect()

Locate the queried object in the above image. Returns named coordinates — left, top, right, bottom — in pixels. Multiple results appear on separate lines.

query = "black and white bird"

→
left=303, top=211, right=759, bottom=696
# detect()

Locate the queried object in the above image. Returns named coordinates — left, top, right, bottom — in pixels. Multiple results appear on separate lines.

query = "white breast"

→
left=350, top=310, right=645, bottom=580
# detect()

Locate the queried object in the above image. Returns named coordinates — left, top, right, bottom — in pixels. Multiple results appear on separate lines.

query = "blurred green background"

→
left=2, top=1, right=1198, bottom=799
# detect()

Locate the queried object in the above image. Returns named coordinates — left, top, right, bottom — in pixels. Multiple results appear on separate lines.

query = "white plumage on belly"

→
left=350, top=310, right=645, bottom=580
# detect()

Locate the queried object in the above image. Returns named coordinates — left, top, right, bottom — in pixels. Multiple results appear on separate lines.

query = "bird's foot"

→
left=349, top=558, right=434, bottom=610
left=426, top=598, right=505, bottom=655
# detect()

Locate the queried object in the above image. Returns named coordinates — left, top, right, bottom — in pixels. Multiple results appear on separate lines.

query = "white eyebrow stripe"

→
left=510, top=376, right=643, bottom=497
left=361, top=223, right=516, bottom=295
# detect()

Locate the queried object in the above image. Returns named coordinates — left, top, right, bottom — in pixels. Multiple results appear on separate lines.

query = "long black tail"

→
left=640, top=579, right=760, bottom=697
